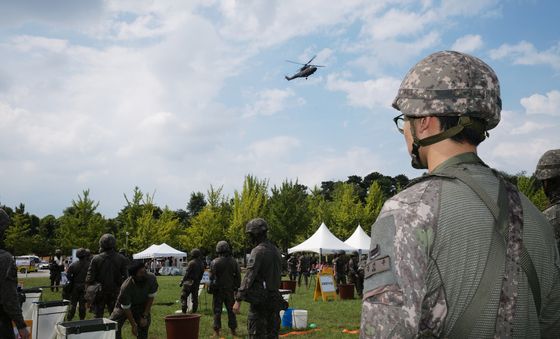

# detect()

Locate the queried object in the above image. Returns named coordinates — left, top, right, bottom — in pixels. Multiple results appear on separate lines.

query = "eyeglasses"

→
left=393, top=114, right=408, bottom=134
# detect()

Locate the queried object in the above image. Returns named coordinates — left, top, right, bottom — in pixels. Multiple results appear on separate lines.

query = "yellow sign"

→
left=313, top=272, right=337, bottom=301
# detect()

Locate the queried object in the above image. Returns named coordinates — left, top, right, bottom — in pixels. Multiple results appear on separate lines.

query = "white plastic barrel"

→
left=292, top=310, right=308, bottom=329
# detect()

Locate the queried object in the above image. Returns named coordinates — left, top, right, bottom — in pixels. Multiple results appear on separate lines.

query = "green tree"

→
left=329, top=183, right=363, bottom=240
left=56, top=190, right=107, bottom=252
left=228, top=175, right=268, bottom=253
left=187, top=192, right=207, bottom=219
left=517, top=175, right=548, bottom=211
left=266, top=180, right=310, bottom=252
left=180, top=186, right=232, bottom=254
left=361, top=181, right=385, bottom=233
left=306, top=186, right=332, bottom=240
left=4, top=205, right=33, bottom=255
left=131, top=205, right=182, bottom=251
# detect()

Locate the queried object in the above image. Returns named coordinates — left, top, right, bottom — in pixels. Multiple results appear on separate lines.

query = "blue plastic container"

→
left=281, top=308, right=293, bottom=328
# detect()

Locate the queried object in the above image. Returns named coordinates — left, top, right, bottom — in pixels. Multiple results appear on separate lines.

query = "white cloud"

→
left=363, top=9, right=437, bottom=41
left=510, top=121, right=551, bottom=135
left=489, top=41, right=560, bottom=70
left=244, top=88, right=301, bottom=117
left=520, top=90, right=560, bottom=116
left=326, top=74, right=401, bottom=109
left=246, top=136, right=301, bottom=159
left=451, top=34, right=483, bottom=53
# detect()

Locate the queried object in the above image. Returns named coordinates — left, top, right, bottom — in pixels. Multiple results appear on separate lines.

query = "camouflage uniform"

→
left=297, top=254, right=311, bottom=287
left=348, top=253, right=363, bottom=297
left=66, top=249, right=90, bottom=321
left=360, top=51, right=560, bottom=338
left=86, top=234, right=129, bottom=318
left=287, top=255, right=298, bottom=281
left=536, top=149, right=560, bottom=251
left=333, top=251, right=348, bottom=287
left=236, top=218, right=284, bottom=339
left=0, top=209, right=28, bottom=339
left=110, top=270, right=158, bottom=339
left=210, top=241, right=241, bottom=334
left=180, top=250, right=205, bottom=313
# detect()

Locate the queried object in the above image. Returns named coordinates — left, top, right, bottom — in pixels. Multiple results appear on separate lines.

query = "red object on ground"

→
left=165, top=314, right=201, bottom=339
left=338, top=284, right=355, bottom=300
left=281, top=280, right=297, bottom=293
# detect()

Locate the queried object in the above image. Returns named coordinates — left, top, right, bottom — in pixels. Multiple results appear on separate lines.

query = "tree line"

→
left=0, top=171, right=547, bottom=257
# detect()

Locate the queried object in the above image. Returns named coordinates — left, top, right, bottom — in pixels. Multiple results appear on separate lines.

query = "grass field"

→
left=20, top=275, right=362, bottom=338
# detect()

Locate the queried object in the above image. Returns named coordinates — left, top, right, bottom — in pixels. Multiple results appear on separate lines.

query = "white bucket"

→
left=292, top=310, right=308, bottom=329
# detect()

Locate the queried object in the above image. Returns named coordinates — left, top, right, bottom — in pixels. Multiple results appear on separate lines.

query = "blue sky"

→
left=0, top=0, right=558, bottom=217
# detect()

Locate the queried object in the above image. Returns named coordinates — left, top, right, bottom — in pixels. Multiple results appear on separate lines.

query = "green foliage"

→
left=55, top=190, right=107, bottom=253
left=4, top=208, right=33, bottom=255
left=306, top=187, right=332, bottom=240
left=267, top=180, right=310, bottom=252
left=179, top=186, right=231, bottom=254
left=329, top=183, right=363, bottom=240
left=228, top=175, right=268, bottom=253
left=131, top=206, right=182, bottom=251
left=361, top=181, right=385, bottom=232
left=516, top=175, right=549, bottom=211
left=187, top=192, right=206, bottom=219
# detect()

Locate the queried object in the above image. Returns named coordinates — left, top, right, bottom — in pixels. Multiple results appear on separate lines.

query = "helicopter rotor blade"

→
left=305, top=55, right=317, bottom=66
left=310, top=64, right=326, bottom=67
left=286, top=60, right=306, bottom=65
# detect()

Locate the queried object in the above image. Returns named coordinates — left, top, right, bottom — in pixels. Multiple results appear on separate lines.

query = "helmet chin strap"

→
left=408, top=116, right=486, bottom=170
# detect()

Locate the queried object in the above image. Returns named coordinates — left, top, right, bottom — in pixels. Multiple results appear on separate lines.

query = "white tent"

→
left=288, top=222, right=356, bottom=254
left=133, top=243, right=187, bottom=259
left=344, top=224, right=371, bottom=252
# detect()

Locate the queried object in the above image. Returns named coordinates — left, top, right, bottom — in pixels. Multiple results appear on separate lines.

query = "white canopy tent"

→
left=288, top=222, right=356, bottom=255
left=344, top=224, right=371, bottom=252
left=132, top=243, right=187, bottom=259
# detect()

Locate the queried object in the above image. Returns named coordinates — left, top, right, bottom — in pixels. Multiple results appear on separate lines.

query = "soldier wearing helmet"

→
left=332, top=250, right=348, bottom=290
left=0, top=208, right=30, bottom=339
left=360, top=51, right=560, bottom=338
left=49, top=249, right=64, bottom=292
left=233, top=218, right=286, bottom=338
left=65, top=248, right=90, bottom=321
left=209, top=241, right=240, bottom=337
left=180, top=248, right=205, bottom=313
left=85, top=234, right=128, bottom=318
left=536, top=149, right=560, bottom=250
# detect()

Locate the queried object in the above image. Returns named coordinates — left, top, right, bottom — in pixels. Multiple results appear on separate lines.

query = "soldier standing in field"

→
left=360, top=50, right=560, bottom=337
left=297, top=253, right=311, bottom=288
left=65, top=248, right=90, bottom=321
left=0, top=209, right=30, bottom=339
left=535, top=149, right=560, bottom=251
left=180, top=248, right=205, bottom=313
left=233, top=218, right=286, bottom=339
left=287, top=254, right=298, bottom=282
left=86, top=234, right=129, bottom=318
left=209, top=240, right=240, bottom=338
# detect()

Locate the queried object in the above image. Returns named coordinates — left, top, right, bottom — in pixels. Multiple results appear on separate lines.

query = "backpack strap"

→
left=426, top=167, right=541, bottom=338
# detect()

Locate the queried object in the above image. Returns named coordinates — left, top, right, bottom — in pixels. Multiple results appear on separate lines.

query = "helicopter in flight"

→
left=285, top=55, right=325, bottom=81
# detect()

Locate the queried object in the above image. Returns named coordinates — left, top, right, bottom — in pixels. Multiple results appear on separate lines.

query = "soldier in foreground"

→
left=360, top=51, right=560, bottom=337
left=180, top=248, right=205, bottom=313
left=535, top=149, right=560, bottom=250
left=209, top=240, right=241, bottom=338
left=86, top=234, right=129, bottom=318
left=110, top=260, right=158, bottom=339
left=65, top=248, right=90, bottom=321
left=233, top=218, right=286, bottom=338
left=0, top=209, right=30, bottom=339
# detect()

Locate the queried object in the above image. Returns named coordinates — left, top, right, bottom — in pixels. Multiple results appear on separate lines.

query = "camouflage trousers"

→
left=110, top=307, right=150, bottom=339
left=181, top=282, right=200, bottom=313
left=66, top=285, right=86, bottom=321
left=247, top=302, right=280, bottom=339
left=212, top=289, right=237, bottom=331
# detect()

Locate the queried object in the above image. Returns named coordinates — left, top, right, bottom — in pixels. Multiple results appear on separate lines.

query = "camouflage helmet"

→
left=99, top=233, right=117, bottom=251
left=245, top=218, right=268, bottom=235
left=190, top=248, right=202, bottom=258
left=393, top=50, right=501, bottom=130
left=216, top=240, right=231, bottom=254
left=76, top=248, right=88, bottom=259
left=535, top=149, right=560, bottom=180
